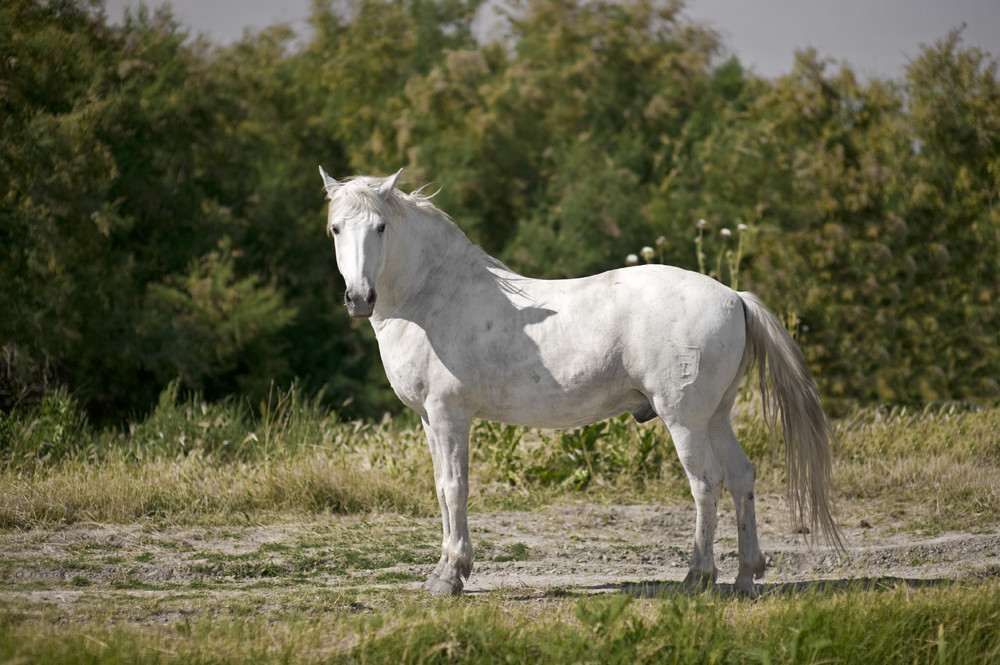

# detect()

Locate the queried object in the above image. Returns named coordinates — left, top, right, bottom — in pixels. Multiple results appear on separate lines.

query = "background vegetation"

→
left=3, top=385, right=999, bottom=537
left=2, top=0, right=999, bottom=426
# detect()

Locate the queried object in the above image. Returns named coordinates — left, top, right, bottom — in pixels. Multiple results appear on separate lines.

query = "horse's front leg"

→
left=420, top=409, right=474, bottom=596
left=420, top=416, right=451, bottom=587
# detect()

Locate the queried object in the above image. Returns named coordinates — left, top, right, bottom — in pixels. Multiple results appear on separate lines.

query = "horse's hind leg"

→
left=662, top=419, right=724, bottom=588
left=420, top=409, right=474, bottom=597
left=708, top=408, right=766, bottom=595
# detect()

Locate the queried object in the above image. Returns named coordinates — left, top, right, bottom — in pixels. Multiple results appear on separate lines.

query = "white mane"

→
left=328, top=175, right=513, bottom=277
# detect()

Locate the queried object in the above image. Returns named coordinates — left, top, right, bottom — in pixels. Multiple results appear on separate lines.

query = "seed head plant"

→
left=629, top=219, right=751, bottom=291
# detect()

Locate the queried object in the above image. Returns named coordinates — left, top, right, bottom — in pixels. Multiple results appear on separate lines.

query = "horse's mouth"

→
left=347, top=305, right=374, bottom=319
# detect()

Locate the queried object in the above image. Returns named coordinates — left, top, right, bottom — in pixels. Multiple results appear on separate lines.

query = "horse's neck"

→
left=374, top=207, right=494, bottom=321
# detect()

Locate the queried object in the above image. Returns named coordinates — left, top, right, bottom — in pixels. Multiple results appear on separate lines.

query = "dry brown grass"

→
left=3, top=395, right=998, bottom=534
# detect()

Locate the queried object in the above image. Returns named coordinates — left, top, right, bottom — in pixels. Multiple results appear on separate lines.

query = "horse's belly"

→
left=471, top=373, right=650, bottom=429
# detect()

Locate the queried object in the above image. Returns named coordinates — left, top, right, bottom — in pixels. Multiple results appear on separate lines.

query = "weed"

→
left=493, top=542, right=530, bottom=562
left=110, top=578, right=179, bottom=591
left=373, top=571, right=424, bottom=584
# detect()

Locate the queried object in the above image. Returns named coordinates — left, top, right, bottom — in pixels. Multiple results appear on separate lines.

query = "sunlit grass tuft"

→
left=831, top=405, right=1000, bottom=533
left=0, top=450, right=437, bottom=528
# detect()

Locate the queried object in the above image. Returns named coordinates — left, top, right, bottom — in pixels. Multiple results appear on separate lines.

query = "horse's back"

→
left=528, top=264, right=746, bottom=358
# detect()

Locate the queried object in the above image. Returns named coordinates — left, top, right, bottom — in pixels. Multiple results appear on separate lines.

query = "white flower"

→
left=737, top=223, right=748, bottom=232
left=640, top=246, right=655, bottom=262
left=696, top=219, right=707, bottom=229
left=625, top=254, right=638, bottom=266
left=655, top=235, right=667, bottom=247
left=720, top=228, right=732, bottom=237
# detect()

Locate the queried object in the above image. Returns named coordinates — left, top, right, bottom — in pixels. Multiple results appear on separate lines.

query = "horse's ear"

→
left=377, top=169, right=403, bottom=200
left=319, top=165, right=340, bottom=197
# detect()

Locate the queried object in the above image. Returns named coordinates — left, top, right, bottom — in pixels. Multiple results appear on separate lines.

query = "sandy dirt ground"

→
left=462, top=498, right=1000, bottom=595
left=3, top=494, right=999, bottom=614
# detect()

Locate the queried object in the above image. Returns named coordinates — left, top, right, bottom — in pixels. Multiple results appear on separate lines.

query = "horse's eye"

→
left=376, top=223, right=386, bottom=234
left=331, top=226, right=340, bottom=236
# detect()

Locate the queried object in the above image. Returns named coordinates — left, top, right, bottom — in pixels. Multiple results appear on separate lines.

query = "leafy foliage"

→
left=2, top=0, right=998, bottom=424
left=472, top=415, right=670, bottom=491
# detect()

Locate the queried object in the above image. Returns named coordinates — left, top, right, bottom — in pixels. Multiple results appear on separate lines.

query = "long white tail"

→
left=740, top=292, right=845, bottom=551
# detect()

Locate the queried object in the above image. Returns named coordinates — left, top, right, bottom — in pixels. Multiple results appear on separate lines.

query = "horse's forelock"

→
left=332, top=178, right=455, bottom=228
left=331, top=178, right=406, bottom=220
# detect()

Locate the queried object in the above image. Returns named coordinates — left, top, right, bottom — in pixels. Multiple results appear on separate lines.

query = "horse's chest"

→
left=373, top=323, right=439, bottom=409
left=376, top=351, right=423, bottom=407
left=376, top=316, right=497, bottom=411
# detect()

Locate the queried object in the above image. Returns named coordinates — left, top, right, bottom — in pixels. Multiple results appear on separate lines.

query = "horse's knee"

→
left=686, top=466, right=723, bottom=505
left=727, top=459, right=756, bottom=497
left=442, top=476, right=468, bottom=503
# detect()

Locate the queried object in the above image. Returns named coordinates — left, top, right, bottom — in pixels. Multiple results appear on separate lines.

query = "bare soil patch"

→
left=3, top=496, right=999, bottom=617
left=465, top=497, right=1000, bottom=595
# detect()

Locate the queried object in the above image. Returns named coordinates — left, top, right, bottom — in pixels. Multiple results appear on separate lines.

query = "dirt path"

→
left=3, top=497, right=999, bottom=615
left=465, top=499, right=1000, bottom=594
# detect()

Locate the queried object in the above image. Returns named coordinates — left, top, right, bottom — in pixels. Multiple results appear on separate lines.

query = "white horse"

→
left=319, top=167, right=843, bottom=596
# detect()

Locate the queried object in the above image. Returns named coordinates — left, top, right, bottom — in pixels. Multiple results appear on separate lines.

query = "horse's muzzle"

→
left=345, top=287, right=376, bottom=318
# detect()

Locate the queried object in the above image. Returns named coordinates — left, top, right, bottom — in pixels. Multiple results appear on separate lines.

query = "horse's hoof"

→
left=682, top=568, right=717, bottom=591
left=423, top=575, right=463, bottom=597
left=734, top=576, right=762, bottom=598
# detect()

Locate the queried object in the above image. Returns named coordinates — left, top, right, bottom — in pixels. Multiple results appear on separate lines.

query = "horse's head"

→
left=319, top=167, right=403, bottom=319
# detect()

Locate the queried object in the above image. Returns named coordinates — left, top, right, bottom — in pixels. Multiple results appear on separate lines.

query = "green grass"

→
left=493, top=542, right=531, bottom=562
left=1, top=582, right=999, bottom=664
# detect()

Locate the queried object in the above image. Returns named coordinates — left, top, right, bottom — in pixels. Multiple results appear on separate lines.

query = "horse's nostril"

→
left=345, top=289, right=375, bottom=310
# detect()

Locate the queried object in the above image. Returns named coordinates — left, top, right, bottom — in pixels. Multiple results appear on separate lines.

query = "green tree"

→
left=393, top=0, right=724, bottom=276
left=0, top=1, right=301, bottom=420
left=898, top=30, right=1000, bottom=401
left=660, top=39, right=1000, bottom=409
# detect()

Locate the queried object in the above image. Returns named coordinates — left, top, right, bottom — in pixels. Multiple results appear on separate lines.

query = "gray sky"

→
left=103, top=0, right=1000, bottom=80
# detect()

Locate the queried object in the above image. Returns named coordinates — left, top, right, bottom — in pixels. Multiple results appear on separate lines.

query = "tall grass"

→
left=2, top=386, right=999, bottom=531
left=832, top=404, right=1000, bottom=533
left=0, top=385, right=437, bottom=527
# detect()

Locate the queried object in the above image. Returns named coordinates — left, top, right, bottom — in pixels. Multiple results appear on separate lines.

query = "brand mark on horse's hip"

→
left=675, top=348, right=700, bottom=387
